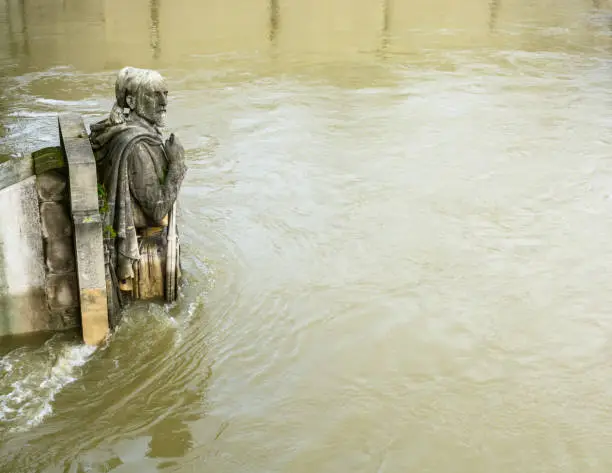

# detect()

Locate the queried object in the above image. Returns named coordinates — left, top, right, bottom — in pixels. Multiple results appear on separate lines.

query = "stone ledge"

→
left=59, top=113, right=109, bottom=345
left=0, top=156, right=34, bottom=192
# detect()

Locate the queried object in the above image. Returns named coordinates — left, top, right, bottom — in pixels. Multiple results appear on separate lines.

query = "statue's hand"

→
left=165, top=133, right=185, bottom=163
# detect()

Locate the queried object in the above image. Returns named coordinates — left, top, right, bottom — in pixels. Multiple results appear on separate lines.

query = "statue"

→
left=89, top=67, right=187, bottom=322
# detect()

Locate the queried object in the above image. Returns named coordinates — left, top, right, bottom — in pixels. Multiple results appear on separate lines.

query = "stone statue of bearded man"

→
left=89, top=67, right=187, bottom=319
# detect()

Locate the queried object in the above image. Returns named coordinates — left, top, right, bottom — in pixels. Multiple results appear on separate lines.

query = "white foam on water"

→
left=35, top=98, right=100, bottom=108
left=6, top=110, right=59, bottom=118
left=0, top=342, right=96, bottom=433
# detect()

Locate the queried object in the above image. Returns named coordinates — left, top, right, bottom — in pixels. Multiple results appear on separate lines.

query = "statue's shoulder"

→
left=122, top=127, right=165, bottom=163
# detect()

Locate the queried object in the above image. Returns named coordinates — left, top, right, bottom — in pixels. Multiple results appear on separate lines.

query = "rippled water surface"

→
left=1, top=0, right=612, bottom=471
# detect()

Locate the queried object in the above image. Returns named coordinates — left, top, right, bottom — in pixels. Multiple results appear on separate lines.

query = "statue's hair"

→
left=109, top=67, right=166, bottom=125
left=115, top=66, right=137, bottom=108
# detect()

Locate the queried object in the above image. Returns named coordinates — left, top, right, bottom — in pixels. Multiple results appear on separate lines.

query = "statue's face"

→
left=131, top=77, right=169, bottom=127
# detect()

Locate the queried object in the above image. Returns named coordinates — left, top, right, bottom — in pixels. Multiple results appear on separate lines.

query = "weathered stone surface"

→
left=67, top=162, right=98, bottom=213
left=73, top=221, right=109, bottom=343
left=60, top=115, right=99, bottom=213
left=73, top=221, right=106, bottom=289
left=36, top=170, right=67, bottom=202
left=45, top=237, right=75, bottom=273
left=0, top=156, right=34, bottom=192
left=0, top=176, right=51, bottom=336
left=80, top=287, right=109, bottom=345
left=53, top=307, right=80, bottom=330
left=40, top=201, right=72, bottom=239
left=0, top=139, right=84, bottom=339
left=60, top=113, right=109, bottom=344
left=46, top=273, right=79, bottom=310
left=0, top=290, right=51, bottom=336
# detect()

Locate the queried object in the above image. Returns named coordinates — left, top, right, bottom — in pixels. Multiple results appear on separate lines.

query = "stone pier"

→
left=0, top=114, right=109, bottom=344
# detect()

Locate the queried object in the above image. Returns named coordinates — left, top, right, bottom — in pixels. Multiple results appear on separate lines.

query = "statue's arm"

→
left=128, top=142, right=186, bottom=224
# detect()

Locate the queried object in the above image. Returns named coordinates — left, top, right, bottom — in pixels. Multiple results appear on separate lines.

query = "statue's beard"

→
left=135, top=105, right=166, bottom=127
left=155, top=111, right=167, bottom=127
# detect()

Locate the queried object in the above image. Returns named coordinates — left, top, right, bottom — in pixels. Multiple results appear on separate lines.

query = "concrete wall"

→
left=0, top=154, right=81, bottom=338
left=0, top=173, right=50, bottom=335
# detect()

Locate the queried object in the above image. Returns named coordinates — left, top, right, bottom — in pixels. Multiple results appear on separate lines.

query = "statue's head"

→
left=115, top=67, right=168, bottom=127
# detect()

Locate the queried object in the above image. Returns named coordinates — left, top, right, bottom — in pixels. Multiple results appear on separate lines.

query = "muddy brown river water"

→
left=1, top=0, right=612, bottom=472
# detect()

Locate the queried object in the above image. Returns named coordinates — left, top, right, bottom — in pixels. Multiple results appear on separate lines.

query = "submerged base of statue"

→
left=104, top=215, right=181, bottom=327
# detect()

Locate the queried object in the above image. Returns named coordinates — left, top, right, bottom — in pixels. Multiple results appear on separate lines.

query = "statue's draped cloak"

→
left=90, top=118, right=164, bottom=280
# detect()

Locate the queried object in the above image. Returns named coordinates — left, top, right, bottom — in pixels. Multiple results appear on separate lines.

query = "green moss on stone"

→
left=32, top=147, right=65, bottom=175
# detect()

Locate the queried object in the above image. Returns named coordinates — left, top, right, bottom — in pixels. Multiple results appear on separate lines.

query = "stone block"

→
left=80, top=287, right=109, bottom=345
left=59, top=115, right=99, bottom=213
left=66, top=160, right=99, bottom=213
left=73, top=219, right=108, bottom=344
left=46, top=273, right=79, bottom=310
left=40, top=202, right=72, bottom=239
left=36, top=170, right=67, bottom=202
left=45, top=237, right=75, bottom=273
left=73, top=221, right=106, bottom=289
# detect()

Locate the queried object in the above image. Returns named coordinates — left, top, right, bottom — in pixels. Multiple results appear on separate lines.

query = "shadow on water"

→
left=149, top=0, right=161, bottom=59
left=379, top=0, right=391, bottom=56
left=489, top=0, right=500, bottom=31
left=148, top=415, right=195, bottom=460
left=4, top=0, right=29, bottom=60
left=269, top=0, right=279, bottom=44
